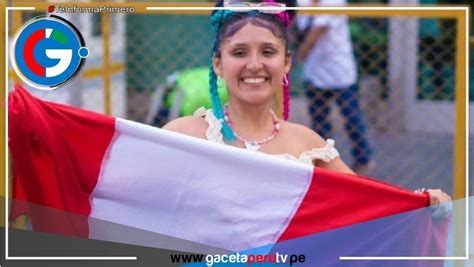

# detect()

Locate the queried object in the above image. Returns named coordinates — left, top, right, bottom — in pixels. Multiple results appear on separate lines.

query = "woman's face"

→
left=213, top=22, right=291, bottom=105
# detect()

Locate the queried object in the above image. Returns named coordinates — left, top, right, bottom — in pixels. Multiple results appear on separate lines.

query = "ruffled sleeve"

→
left=299, top=139, right=340, bottom=165
left=193, top=107, right=225, bottom=144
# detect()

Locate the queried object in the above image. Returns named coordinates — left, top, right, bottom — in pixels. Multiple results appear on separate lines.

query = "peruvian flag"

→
left=8, top=85, right=448, bottom=262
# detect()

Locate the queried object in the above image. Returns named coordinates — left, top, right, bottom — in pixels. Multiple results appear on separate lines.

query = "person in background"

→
left=296, top=0, right=374, bottom=175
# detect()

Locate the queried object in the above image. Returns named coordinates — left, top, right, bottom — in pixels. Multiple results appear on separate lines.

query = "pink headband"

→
left=264, top=0, right=292, bottom=27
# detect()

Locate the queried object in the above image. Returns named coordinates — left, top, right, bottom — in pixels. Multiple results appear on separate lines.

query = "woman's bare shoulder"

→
left=162, top=116, right=208, bottom=138
left=281, top=121, right=328, bottom=149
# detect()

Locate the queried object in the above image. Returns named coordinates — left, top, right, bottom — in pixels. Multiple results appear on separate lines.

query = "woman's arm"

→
left=294, top=123, right=355, bottom=175
left=300, top=124, right=451, bottom=206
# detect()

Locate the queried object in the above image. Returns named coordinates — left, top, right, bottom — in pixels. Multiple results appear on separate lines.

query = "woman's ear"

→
left=284, top=53, right=292, bottom=74
left=213, top=55, right=223, bottom=77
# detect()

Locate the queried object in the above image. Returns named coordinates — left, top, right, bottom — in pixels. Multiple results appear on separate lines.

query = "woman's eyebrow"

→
left=261, top=42, right=279, bottom=47
left=260, top=42, right=281, bottom=48
left=228, top=42, right=279, bottom=48
left=228, top=43, right=249, bottom=48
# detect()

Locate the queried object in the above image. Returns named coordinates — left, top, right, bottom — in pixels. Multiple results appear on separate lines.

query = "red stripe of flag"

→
left=278, top=167, right=430, bottom=241
left=8, top=85, right=116, bottom=236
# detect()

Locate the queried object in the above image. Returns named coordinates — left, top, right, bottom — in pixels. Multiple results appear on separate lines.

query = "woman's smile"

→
left=240, top=76, right=269, bottom=88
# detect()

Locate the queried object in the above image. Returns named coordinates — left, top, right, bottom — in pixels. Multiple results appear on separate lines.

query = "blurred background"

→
left=5, top=1, right=473, bottom=265
left=6, top=0, right=473, bottom=199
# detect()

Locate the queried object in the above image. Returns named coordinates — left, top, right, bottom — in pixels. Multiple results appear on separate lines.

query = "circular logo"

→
left=11, top=15, right=88, bottom=90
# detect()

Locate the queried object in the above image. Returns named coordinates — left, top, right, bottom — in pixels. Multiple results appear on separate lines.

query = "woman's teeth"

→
left=242, top=78, right=266, bottom=84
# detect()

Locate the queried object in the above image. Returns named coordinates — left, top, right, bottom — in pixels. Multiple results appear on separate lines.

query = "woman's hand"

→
left=426, top=189, right=453, bottom=218
left=426, top=189, right=451, bottom=206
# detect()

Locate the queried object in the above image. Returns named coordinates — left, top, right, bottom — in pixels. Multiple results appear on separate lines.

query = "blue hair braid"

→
left=209, top=64, right=235, bottom=141
left=209, top=9, right=236, bottom=142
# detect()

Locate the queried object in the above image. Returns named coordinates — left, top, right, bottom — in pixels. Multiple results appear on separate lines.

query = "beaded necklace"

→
left=223, top=104, right=280, bottom=151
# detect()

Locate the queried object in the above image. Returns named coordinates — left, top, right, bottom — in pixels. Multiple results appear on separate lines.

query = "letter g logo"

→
left=11, top=15, right=88, bottom=90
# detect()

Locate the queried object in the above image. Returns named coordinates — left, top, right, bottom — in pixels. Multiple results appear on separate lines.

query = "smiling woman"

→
left=213, top=23, right=291, bottom=107
left=164, top=0, right=347, bottom=168
left=162, top=0, right=451, bottom=206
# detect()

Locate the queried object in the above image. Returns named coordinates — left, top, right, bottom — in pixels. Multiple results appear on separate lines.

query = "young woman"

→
left=163, top=0, right=450, bottom=206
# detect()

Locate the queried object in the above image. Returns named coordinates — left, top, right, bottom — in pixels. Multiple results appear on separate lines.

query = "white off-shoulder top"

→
left=194, top=107, right=340, bottom=166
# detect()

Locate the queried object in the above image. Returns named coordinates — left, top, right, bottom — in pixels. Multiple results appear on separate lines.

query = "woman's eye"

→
left=232, top=50, right=245, bottom=57
left=263, top=49, right=275, bottom=56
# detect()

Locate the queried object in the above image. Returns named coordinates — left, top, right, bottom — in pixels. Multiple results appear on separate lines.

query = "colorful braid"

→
left=209, top=66, right=235, bottom=141
left=283, top=74, right=290, bottom=120
left=209, top=13, right=236, bottom=142
left=263, top=0, right=291, bottom=120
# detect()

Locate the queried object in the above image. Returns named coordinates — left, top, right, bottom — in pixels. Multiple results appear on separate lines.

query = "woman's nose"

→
left=246, top=54, right=263, bottom=71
